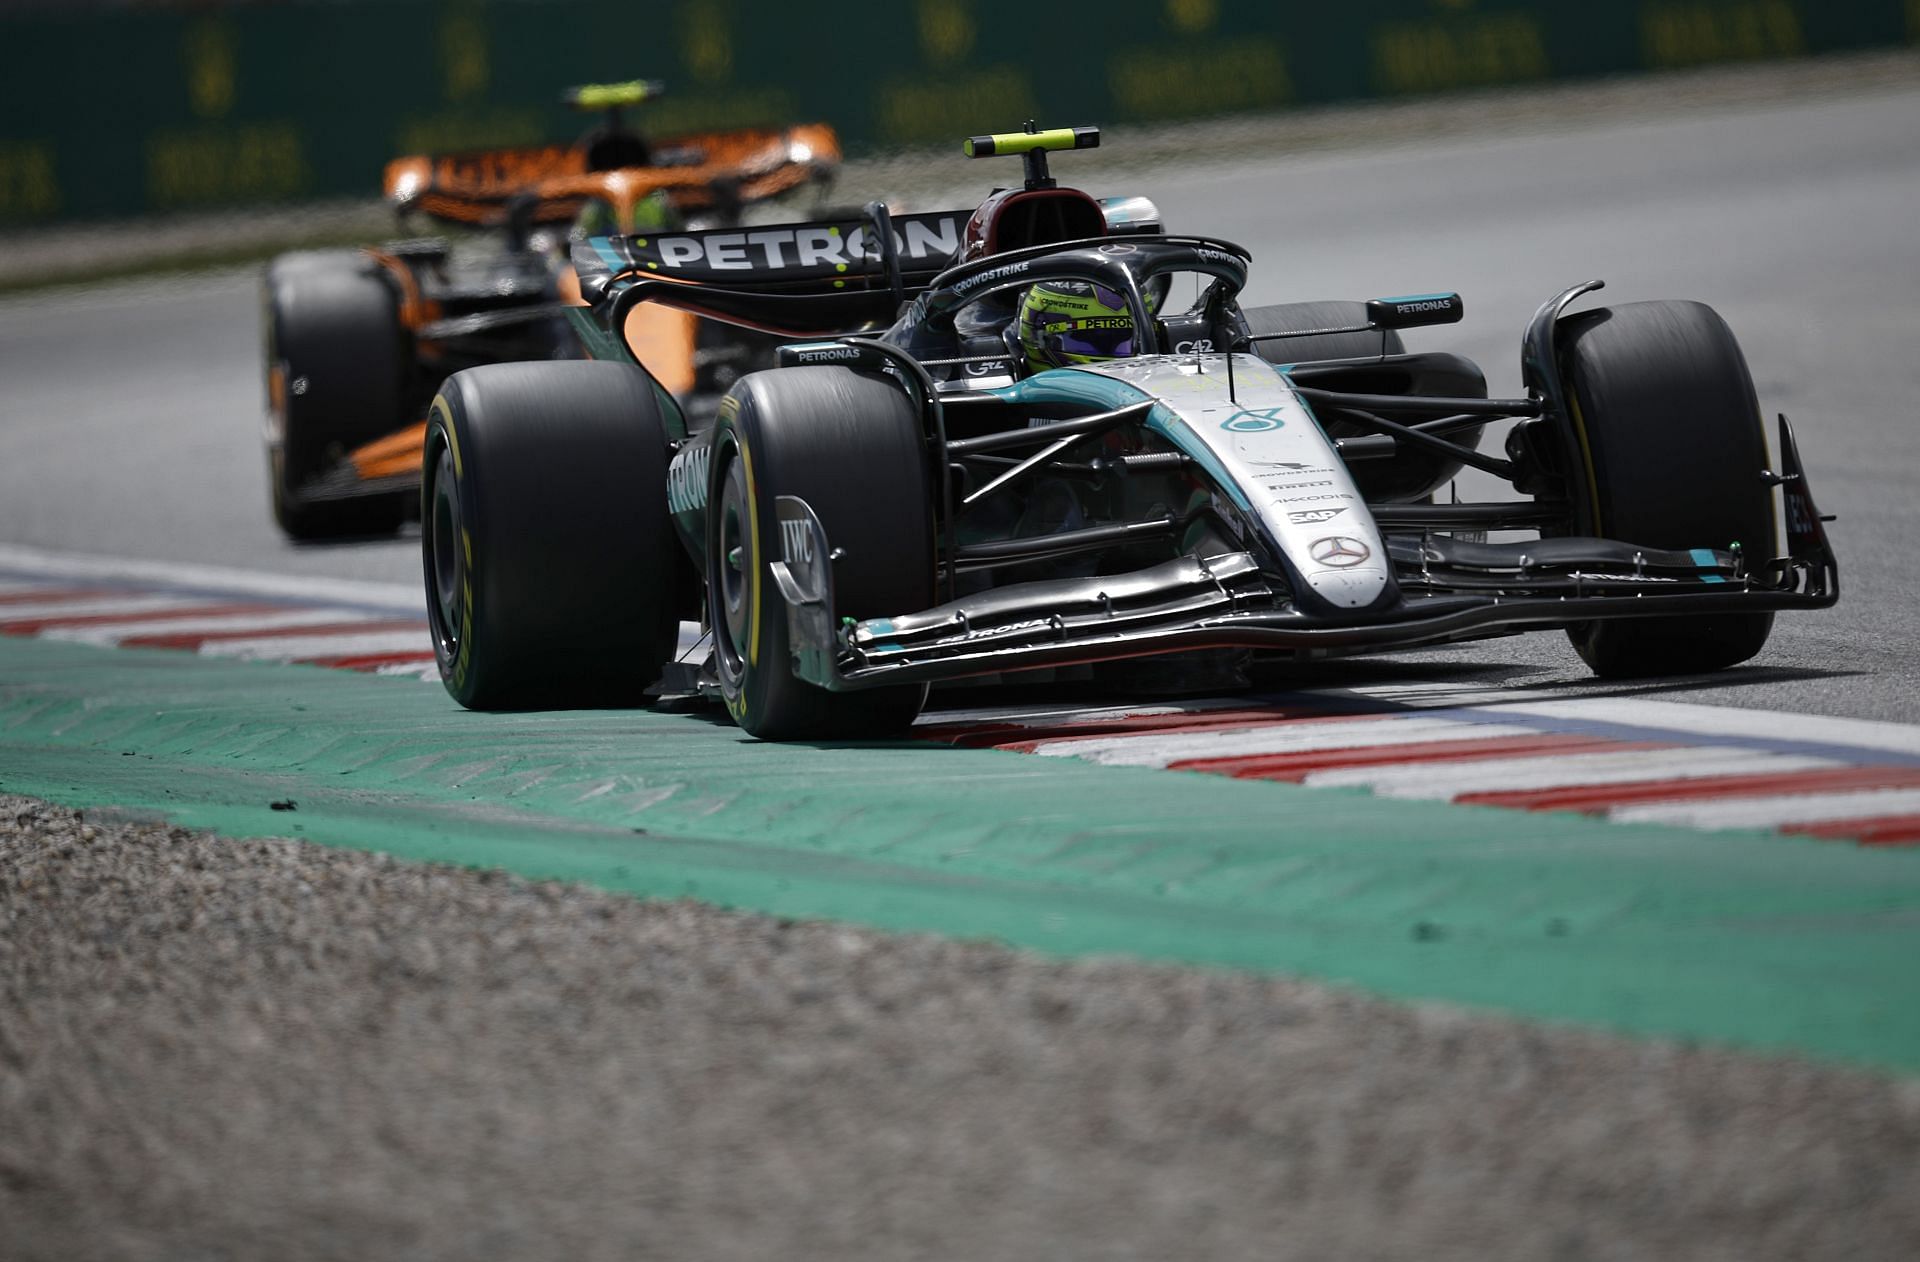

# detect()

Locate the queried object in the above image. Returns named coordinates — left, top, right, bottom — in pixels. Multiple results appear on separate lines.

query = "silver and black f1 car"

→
left=422, top=126, right=1837, bottom=739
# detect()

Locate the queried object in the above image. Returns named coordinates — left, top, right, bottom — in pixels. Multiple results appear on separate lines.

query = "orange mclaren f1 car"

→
left=260, top=81, right=839, bottom=540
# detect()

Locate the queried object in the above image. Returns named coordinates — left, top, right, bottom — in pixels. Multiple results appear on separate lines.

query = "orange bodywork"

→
left=351, top=421, right=431, bottom=482
left=343, top=293, right=696, bottom=482
left=383, top=123, right=841, bottom=233
left=362, top=247, right=443, bottom=333
left=624, top=304, right=698, bottom=396
left=343, top=123, right=838, bottom=490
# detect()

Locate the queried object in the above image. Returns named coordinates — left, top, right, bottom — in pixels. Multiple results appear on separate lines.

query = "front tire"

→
left=708, top=366, right=934, bottom=740
left=1559, top=300, right=1776, bottom=676
left=423, top=361, right=679, bottom=709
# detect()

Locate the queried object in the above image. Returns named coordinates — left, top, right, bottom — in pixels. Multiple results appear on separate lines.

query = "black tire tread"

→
left=425, top=361, right=678, bottom=709
left=1559, top=300, right=1775, bottom=676
left=711, top=366, right=933, bottom=740
left=263, top=254, right=410, bottom=540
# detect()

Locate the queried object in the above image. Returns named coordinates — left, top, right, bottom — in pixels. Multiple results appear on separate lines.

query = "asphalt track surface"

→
left=3, top=77, right=1918, bottom=721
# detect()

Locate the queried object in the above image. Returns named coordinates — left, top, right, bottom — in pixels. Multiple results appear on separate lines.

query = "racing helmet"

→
left=1013, top=280, right=1148, bottom=371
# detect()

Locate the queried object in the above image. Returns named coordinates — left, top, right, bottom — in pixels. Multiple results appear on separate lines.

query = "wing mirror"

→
left=1366, top=293, right=1464, bottom=329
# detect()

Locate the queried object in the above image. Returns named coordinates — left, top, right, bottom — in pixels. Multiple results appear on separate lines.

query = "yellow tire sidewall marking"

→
left=431, top=395, right=461, bottom=477
left=741, top=441, right=761, bottom=671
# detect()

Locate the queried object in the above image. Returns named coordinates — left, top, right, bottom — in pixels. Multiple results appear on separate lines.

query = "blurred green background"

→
left=2, top=0, right=1913, bottom=224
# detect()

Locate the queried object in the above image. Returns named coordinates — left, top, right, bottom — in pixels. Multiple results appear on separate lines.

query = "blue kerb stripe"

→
left=1690, top=548, right=1727, bottom=582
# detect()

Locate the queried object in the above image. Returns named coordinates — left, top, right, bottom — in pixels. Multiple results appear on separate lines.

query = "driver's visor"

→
left=1035, top=314, right=1135, bottom=359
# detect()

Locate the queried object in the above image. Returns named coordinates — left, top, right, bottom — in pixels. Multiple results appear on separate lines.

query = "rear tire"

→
left=708, top=366, right=934, bottom=740
left=1559, top=300, right=1775, bottom=676
left=262, top=253, right=411, bottom=540
left=423, top=361, right=679, bottom=709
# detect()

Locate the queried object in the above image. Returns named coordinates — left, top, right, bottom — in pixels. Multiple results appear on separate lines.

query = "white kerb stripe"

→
left=1031, top=717, right=1527, bottom=768
left=918, top=698, right=1246, bottom=728
left=196, top=631, right=431, bottom=661
left=1496, top=698, right=1920, bottom=759
left=43, top=608, right=390, bottom=645
left=375, top=661, right=444, bottom=680
left=1310, top=748, right=1841, bottom=799
left=1612, top=788, right=1920, bottom=830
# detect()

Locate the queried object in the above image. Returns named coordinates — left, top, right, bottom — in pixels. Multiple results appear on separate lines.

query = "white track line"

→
left=195, top=631, right=431, bottom=662
left=0, top=543, right=421, bottom=613
left=1309, top=748, right=1841, bottom=799
left=1032, top=717, right=1526, bottom=767
left=1613, top=788, right=1920, bottom=830
left=42, top=607, right=399, bottom=645
left=1493, top=698, right=1920, bottom=759
left=0, top=579, right=66, bottom=597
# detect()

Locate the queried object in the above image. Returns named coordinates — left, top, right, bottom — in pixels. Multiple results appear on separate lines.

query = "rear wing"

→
left=573, top=207, right=973, bottom=336
left=383, top=123, right=841, bottom=228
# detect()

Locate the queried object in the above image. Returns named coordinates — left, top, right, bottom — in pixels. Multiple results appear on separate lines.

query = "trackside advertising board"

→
left=1, top=0, right=1912, bottom=223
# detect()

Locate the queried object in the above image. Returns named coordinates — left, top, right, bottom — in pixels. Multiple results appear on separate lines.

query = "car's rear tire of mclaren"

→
left=263, top=253, right=411, bottom=540
left=1242, top=301, right=1405, bottom=368
left=1559, top=300, right=1776, bottom=677
left=423, top=361, right=679, bottom=710
left=708, top=366, right=934, bottom=741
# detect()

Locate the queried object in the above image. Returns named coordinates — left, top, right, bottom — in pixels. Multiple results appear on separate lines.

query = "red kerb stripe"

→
left=0, top=587, right=112, bottom=606
left=1461, top=765, right=1920, bottom=813
left=918, top=707, right=1341, bottom=748
left=120, top=619, right=428, bottom=650
left=1785, top=815, right=1920, bottom=846
left=0, top=603, right=282, bottom=635
left=1173, top=733, right=1650, bottom=781
left=986, top=709, right=1391, bottom=754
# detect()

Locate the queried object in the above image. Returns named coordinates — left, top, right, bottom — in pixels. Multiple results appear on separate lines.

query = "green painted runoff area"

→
left=5, top=635, right=1918, bottom=1073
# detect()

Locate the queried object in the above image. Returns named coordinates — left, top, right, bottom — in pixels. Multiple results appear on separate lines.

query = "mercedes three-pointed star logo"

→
left=1309, top=536, right=1371, bottom=568
left=1222, top=407, right=1287, bottom=432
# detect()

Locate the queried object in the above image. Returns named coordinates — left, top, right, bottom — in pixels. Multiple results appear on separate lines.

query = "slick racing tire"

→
left=263, top=253, right=411, bottom=540
left=423, top=361, right=679, bottom=709
left=708, top=366, right=934, bottom=741
left=1242, top=301, right=1405, bottom=369
left=1559, top=300, right=1775, bottom=677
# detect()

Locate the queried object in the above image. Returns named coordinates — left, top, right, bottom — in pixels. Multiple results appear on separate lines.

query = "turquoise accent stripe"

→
left=1691, top=548, right=1728, bottom=582
left=986, top=368, right=1254, bottom=511
left=1381, top=292, right=1454, bottom=303
left=589, top=235, right=626, bottom=274
left=1149, top=403, right=1251, bottom=512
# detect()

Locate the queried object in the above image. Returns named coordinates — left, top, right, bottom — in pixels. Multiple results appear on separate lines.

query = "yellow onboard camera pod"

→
left=963, top=124, right=1100, bottom=189
left=563, top=80, right=666, bottom=111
